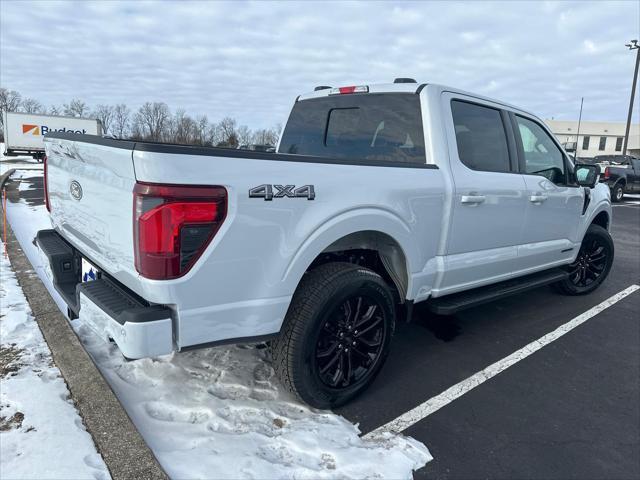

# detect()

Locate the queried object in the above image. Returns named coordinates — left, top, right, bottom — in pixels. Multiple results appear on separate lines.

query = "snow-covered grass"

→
left=2, top=168, right=433, bottom=479
left=0, top=243, right=110, bottom=480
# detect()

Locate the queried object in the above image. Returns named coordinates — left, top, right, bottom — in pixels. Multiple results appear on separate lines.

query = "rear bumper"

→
left=36, top=229, right=174, bottom=359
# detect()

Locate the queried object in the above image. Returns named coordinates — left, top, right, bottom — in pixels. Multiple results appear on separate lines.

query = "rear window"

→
left=451, top=100, right=510, bottom=173
left=279, top=94, right=426, bottom=164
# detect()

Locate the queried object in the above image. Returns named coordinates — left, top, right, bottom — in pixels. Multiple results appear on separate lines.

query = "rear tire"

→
left=554, top=224, right=614, bottom=295
left=611, top=183, right=625, bottom=203
left=271, top=262, right=395, bottom=408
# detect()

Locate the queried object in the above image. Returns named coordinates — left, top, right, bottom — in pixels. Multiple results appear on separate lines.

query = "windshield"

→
left=279, top=93, right=426, bottom=164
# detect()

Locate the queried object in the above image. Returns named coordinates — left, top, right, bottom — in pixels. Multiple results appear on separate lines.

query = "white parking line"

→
left=364, top=284, right=640, bottom=439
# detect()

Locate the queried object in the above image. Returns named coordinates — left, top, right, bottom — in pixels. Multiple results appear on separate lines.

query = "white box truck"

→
left=2, top=111, right=102, bottom=160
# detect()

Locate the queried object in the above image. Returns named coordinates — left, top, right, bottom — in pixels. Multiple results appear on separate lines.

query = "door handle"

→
left=461, top=194, right=486, bottom=205
left=529, top=194, right=548, bottom=203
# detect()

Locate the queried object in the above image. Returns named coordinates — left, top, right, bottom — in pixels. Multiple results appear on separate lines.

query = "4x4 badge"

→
left=249, top=184, right=315, bottom=201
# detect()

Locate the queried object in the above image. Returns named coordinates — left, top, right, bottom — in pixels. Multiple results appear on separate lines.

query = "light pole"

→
left=622, top=39, right=640, bottom=156
left=575, top=97, right=584, bottom=158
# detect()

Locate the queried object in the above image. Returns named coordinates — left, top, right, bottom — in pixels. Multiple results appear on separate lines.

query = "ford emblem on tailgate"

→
left=69, top=180, right=83, bottom=201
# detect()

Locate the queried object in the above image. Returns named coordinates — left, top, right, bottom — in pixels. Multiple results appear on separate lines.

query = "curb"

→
left=1, top=172, right=169, bottom=480
left=0, top=168, right=16, bottom=190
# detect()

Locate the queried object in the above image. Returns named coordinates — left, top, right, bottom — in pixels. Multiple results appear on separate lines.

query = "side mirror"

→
left=575, top=164, right=599, bottom=188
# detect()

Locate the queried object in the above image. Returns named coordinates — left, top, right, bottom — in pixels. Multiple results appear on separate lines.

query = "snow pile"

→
left=0, top=245, right=110, bottom=480
left=75, top=324, right=431, bottom=479
left=4, top=167, right=432, bottom=479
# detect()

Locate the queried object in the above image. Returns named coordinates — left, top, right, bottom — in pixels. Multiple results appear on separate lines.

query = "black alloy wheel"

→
left=567, top=238, right=608, bottom=288
left=555, top=224, right=614, bottom=295
left=314, top=295, right=387, bottom=389
left=271, top=262, right=395, bottom=408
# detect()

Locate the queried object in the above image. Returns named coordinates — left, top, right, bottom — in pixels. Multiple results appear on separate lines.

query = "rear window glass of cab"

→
left=279, top=93, right=426, bottom=164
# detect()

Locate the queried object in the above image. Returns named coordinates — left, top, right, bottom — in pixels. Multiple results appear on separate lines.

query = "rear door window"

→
left=450, top=100, right=511, bottom=173
left=279, top=94, right=425, bottom=164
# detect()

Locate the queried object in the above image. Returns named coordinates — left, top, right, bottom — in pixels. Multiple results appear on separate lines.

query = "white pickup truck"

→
left=37, top=80, right=613, bottom=408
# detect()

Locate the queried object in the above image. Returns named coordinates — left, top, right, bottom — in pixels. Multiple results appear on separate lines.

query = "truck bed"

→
left=47, top=131, right=437, bottom=169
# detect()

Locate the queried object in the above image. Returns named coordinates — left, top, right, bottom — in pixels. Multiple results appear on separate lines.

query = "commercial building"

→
left=545, top=119, right=640, bottom=158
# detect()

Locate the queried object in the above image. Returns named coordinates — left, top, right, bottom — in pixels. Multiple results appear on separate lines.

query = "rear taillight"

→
left=43, top=155, right=50, bottom=212
left=329, top=85, right=369, bottom=95
left=603, top=167, right=610, bottom=179
left=133, top=182, right=227, bottom=280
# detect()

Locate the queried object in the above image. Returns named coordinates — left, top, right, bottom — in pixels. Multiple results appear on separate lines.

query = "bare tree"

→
left=170, top=109, right=199, bottom=144
left=112, top=104, right=130, bottom=139
left=195, top=115, right=208, bottom=145
left=205, top=122, right=222, bottom=146
left=0, top=88, right=280, bottom=148
left=252, top=125, right=279, bottom=146
left=63, top=98, right=89, bottom=118
left=217, top=117, right=238, bottom=147
left=134, top=102, right=170, bottom=141
left=93, top=104, right=114, bottom=135
left=237, top=125, right=253, bottom=146
left=130, top=120, right=143, bottom=140
left=21, top=97, right=44, bottom=114
left=0, top=87, right=22, bottom=136
left=0, top=88, right=21, bottom=112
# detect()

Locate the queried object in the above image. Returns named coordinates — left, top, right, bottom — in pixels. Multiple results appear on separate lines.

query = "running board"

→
left=427, top=268, right=569, bottom=315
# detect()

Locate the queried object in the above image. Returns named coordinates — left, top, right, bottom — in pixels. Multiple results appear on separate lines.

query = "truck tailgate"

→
left=45, top=136, right=138, bottom=286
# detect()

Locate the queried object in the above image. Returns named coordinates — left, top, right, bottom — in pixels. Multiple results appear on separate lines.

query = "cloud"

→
left=1, top=0, right=638, bottom=127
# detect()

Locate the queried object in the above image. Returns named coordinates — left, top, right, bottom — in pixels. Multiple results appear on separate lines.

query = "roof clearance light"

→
left=329, top=85, right=369, bottom=95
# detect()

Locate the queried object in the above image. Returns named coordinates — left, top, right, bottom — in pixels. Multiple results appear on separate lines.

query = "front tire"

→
left=554, top=224, right=614, bottom=295
left=271, top=262, right=395, bottom=408
left=611, top=183, right=625, bottom=202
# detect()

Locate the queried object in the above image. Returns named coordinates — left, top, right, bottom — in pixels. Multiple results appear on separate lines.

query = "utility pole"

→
left=575, top=97, right=584, bottom=158
left=623, top=39, right=639, bottom=156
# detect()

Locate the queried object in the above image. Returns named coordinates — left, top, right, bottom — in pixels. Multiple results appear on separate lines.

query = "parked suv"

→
left=37, top=80, right=613, bottom=408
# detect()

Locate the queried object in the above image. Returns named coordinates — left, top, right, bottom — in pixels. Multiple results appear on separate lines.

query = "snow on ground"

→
left=0, top=243, right=110, bottom=480
left=0, top=145, right=42, bottom=176
left=0, top=172, right=67, bottom=316
left=0, top=162, right=43, bottom=177
left=2, top=167, right=433, bottom=478
left=76, top=327, right=430, bottom=479
left=17, top=179, right=36, bottom=192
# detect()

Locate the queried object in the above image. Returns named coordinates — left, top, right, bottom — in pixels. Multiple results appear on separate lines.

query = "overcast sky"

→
left=1, top=0, right=638, bottom=129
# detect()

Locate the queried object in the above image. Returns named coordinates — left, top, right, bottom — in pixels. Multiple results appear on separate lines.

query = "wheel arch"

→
left=591, top=210, right=610, bottom=230
left=281, top=209, right=419, bottom=302
left=309, top=230, right=410, bottom=301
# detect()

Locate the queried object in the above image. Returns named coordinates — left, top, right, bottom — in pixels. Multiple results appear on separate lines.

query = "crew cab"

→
left=598, top=156, right=640, bottom=202
left=37, top=80, right=613, bottom=408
